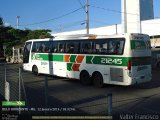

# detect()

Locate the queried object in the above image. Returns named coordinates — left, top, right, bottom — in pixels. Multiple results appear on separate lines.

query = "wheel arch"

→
left=32, top=64, right=39, bottom=74
left=80, top=69, right=91, bottom=78
left=32, top=64, right=37, bottom=71
left=79, top=69, right=92, bottom=85
left=92, top=71, right=104, bottom=88
left=92, top=71, right=104, bottom=80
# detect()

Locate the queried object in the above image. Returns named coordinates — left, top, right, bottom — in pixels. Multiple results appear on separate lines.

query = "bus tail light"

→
left=127, top=61, right=132, bottom=70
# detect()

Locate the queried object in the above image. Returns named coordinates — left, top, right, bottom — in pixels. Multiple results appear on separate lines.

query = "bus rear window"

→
left=131, top=40, right=149, bottom=50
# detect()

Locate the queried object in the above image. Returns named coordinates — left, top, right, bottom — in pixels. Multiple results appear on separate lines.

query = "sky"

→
left=0, top=0, right=160, bottom=33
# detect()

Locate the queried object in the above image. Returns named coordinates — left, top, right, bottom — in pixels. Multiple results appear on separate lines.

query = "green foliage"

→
left=27, top=29, right=52, bottom=40
left=0, top=17, right=52, bottom=56
left=5, top=47, right=12, bottom=56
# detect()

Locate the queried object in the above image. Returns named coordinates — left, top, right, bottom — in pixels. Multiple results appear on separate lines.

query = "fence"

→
left=0, top=63, right=5, bottom=98
left=1, top=63, right=160, bottom=120
left=0, top=63, right=113, bottom=118
left=0, top=63, right=28, bottom=117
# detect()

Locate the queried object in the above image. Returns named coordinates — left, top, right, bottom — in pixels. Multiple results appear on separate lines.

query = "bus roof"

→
left=25, top=33, right=149, bottom=42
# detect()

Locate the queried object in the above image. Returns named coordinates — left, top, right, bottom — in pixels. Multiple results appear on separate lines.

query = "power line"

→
left=19, top=7, right=84, bottom=27
left=90, top=5, right=139, bottom=16
left=53, top=20, right=85, bottom=32
left=77, top=0, right=86, bottom=12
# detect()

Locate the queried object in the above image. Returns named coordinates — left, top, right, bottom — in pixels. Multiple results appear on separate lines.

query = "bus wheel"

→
left=157, top=62, right=160, bottom=70
left=80, top=71, right=91, bottom=85
left=92, top=72, right=104, bottom=88
left=32, top=65, right=39, bottom=76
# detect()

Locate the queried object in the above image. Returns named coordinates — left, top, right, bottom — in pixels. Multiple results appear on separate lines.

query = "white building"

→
left=52, top=18, right=160, bottom=47
left=121, top=0, right=154, bottom=33
left=52, top=0, right=159, bottom=47
left=52, top=18, right=160, bottom=36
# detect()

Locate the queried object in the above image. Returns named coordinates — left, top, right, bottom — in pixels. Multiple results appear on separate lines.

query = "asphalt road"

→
left=0, top=63, right=160, bottom=120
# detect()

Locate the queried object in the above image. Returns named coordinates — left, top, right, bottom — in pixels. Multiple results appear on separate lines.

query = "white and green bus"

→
left=23, top=33, right=152, bottom=87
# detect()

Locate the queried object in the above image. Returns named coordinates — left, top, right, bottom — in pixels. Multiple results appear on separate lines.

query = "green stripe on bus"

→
left=32, top=54, right=64, bottom=62
left=86, top=56, right=151, bottom=66
left=32, top=54, right=151, bottom=66
left=67, top=63, right=73, bottom=71
left=70, top=55, right=76, bottom=62
left=53, top=55, right=63, bottom=62
left=86, top=56, right=129, bottom=66
left=86, top=56, right=93, bottom=64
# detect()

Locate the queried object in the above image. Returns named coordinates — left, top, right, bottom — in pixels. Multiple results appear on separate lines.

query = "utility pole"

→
left=86, top=0, right=89, bottom=34
left=17, top=16, right=20, bottom=29
left=115, top=24, right=118, bottom=35
left=122, top=0, right=127, bottom=33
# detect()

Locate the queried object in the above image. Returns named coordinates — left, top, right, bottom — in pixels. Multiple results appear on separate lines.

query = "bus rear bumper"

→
left=131, top=75, right=152, bottom=85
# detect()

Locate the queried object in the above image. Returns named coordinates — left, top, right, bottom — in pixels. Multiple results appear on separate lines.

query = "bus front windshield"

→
left=23, top=42, right=32, bottom=63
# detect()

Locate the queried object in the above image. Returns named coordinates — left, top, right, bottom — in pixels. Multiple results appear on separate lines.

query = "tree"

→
left=27, top=29, right=52, bottom=40
left=0, top=17, right=52, bottom=57
left=0, top=17, right=3, bottom=27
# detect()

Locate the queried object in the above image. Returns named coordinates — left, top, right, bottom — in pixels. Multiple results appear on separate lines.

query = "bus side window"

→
left=81, top=41, right=92, bottom=54
left=44, top=41, right=52, bottom=53
left=108, top=40, right=124, bottom=55
left=67, top=44, right=74, bottom=53
left=102, top=42, right=108, bottom=54
left=114, top=42, right=120, bottom=54
left=58, top=42, right=65, bottom=53
left=38, top=42, right=47, bottom=53
left=109, top=41, right=118, bottom=54
left=38, top=46, right=44, bottom=53
left=95, top=44, right=100, bottom=53
left=32, top=42, right=38, bottom=52
left=52, top=42, right=58, bottom=53
left=44, top=47, right=49, bottom=53
left=66, top=41, right=79, bottom=54
left=32, top=42, right=42, bottom=53
left=31, top=43, right=36, bottom=52
left=118, top=41, right=124, bottom=54
left=94, top=40, right=108, bottom=54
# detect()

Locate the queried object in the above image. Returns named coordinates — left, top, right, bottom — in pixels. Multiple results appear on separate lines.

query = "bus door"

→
left=23, top=42, right=32, bottom=71
left=53, top=60, right=66, bottom=77
left=23, top=42, right=32, bottom=63
left=31, top=41, right=53, bottom=74
left=53, top=41, right=66, bottom=77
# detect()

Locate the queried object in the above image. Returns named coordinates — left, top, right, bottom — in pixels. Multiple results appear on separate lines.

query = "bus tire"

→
left=157, top=62, right=160, bottom=70
left=92, top=72, right=104, bottom=88
left=32, top=65, right=39, bottom=76
left=80, top=70, right=91, bottom=85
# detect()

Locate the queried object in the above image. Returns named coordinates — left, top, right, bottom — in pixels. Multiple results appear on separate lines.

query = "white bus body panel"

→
left=23, top=33, right=152, bottom=86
